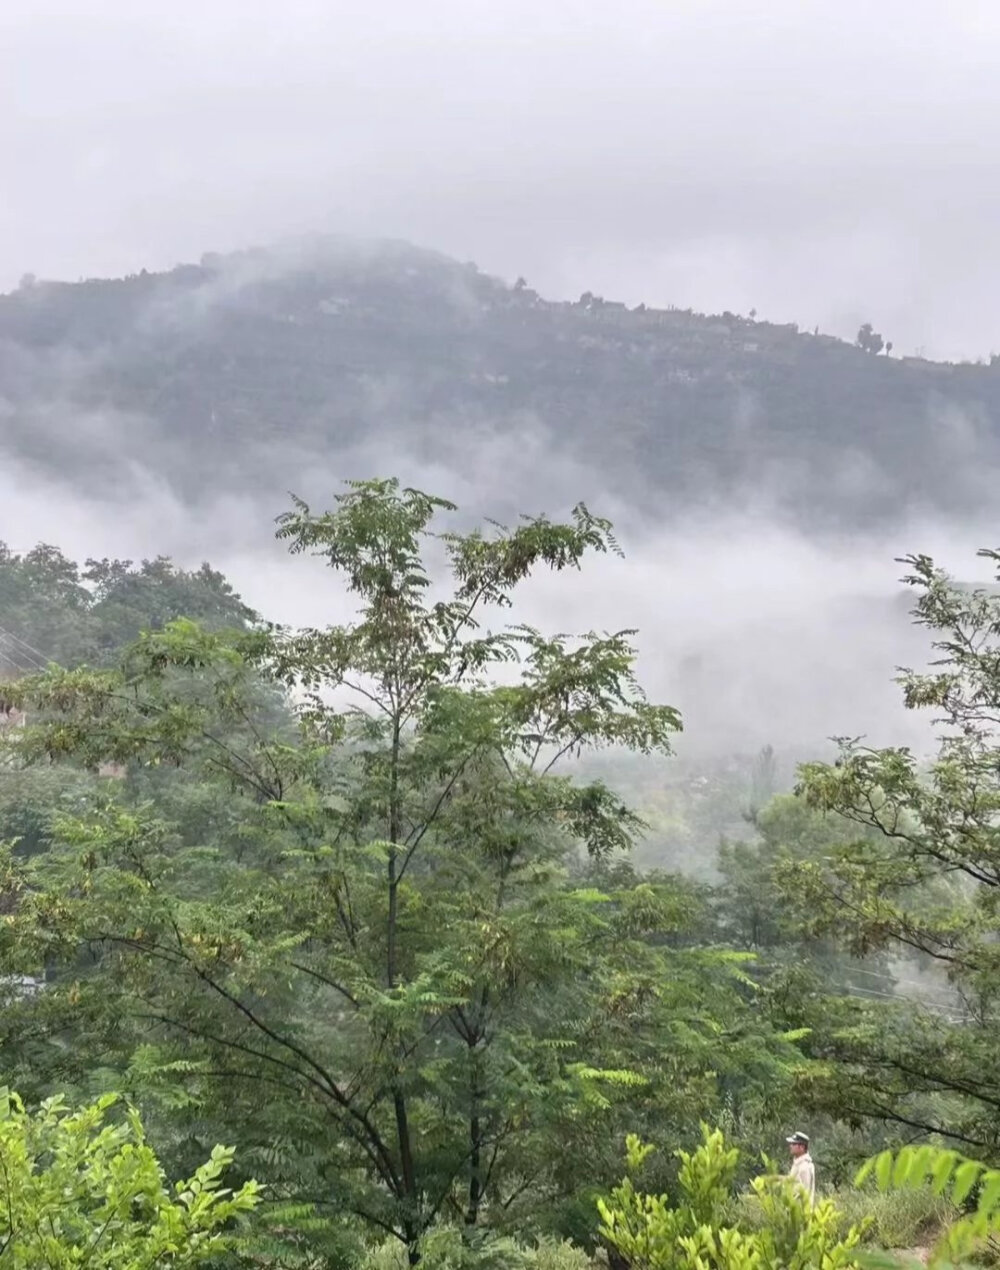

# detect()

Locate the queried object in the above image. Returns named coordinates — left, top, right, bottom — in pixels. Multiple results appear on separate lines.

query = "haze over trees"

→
left=2, top=479, right=1000, bottom=1266
left=2, top=238, right=999, bottom=531
left=9, top=0, right=1000, bottom=1263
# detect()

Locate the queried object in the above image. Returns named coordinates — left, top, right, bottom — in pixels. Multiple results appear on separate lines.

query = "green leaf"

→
left=891, top=1150, right=912, bottom=1189
left=874, top=1150, right=894, bottom=1192
left=951, top=1160, right=981, bottom=1205
left=932, top=1152, right=957, bottom=1195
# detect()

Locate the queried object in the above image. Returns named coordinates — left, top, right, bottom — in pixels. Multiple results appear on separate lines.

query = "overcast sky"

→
left=3, top=0, right=999, bottom=360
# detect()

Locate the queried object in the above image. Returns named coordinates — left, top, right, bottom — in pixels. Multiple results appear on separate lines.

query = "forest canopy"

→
left=1, top=480, right=999, bottom=1268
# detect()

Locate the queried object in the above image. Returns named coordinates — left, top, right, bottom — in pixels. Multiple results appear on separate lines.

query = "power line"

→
left=848, top=966, right=960, bottom=1004
left=824, top=982, right=973, bottom=1024
left=0, top=627, right=50, bottom=674
left=0, top=636, right=40, bottom=675
left=0, top=626, right=50, bottom=669
left=0, top=641, right=42, bottom=675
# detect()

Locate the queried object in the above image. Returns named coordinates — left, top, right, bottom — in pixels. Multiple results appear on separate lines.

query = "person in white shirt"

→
left=786, top=1131, right=816, bottom=1203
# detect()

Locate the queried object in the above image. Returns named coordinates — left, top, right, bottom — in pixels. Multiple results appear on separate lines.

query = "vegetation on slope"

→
left=3, top=239, right=1000, bottom=526
left=2, top=479, right=1000, bottom=1265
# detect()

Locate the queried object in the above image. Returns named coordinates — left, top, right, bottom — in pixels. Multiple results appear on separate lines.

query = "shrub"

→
left=527, top=1237, right=593, bottom=1270
left=856, top=1144, right=1000, bottom=1267
left=358, top=1230, right=591, bottom=1270
left=597, top=1126, right=868, bottom=1269
left=0, top=1087, right=258, bottom=1269
left=833, top=1186, right=955, bottom=1252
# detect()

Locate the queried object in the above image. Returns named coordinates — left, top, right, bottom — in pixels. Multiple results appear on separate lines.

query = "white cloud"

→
left=3, top=0, right=1000, bottom=356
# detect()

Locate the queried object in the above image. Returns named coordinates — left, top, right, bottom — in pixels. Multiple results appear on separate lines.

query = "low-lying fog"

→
left=3, top=440, right=994, bottom=766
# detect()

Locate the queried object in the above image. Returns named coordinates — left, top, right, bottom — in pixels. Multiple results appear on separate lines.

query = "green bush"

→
left=834, top=1186, right=955, bottom=1251
left=854, top=1143, right=1000, bottom=1267
left=598, top=1126, right=867, bottom=1269
left=358, top=1230, right=591, bottom=1270
left=527, top=1238, right=593, bottom=1270
left=0, top=1087, right=258, bottom=1270
left=357, top=1238, right=408, bottom=1270
left=733, top=1183, right=953, bottom=1253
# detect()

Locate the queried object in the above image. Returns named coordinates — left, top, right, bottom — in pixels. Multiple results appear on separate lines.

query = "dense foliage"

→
left=773, top=551, right=1000, bottom=1161
left=0, top=483, right=806, bottom=1265
left=5, top=480, right=1000, bottom=1265
left=598, top=1128, right=866, bottom=1270
left=0, top=1088, right=257, bottom=1270
left=0, top=541, right=254, bottom=670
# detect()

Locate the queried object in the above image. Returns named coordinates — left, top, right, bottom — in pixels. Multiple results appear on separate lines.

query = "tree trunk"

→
left=465, top=1106, right=482, bottom=1227
left=387, top=714, right=418, bottom=1237
left=605, top=1244, right=631, bottom=1270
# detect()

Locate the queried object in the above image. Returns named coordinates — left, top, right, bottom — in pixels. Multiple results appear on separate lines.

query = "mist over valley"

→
left=6, top=8, right=1000, bottom=1257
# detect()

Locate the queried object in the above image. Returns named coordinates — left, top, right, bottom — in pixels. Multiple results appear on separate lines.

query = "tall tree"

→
left=1, top=481, right=803, bottom=1262
left=775, top=550, right=1000, bottom=1159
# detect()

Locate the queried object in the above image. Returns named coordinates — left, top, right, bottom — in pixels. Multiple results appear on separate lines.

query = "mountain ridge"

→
left=2, top=235, right=998, bottom=531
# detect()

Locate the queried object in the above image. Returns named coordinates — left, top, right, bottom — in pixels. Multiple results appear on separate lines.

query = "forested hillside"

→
left=4, top=483, right=1000, bottom=1268
left=4, top=237, right=1000, bottom=528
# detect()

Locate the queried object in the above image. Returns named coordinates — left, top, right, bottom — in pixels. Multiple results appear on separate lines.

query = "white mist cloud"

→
left=4, top=0, right=1000, bottom=357
left=2, top=440, right=995, bottom=767
left=4, top=238, right=1000, bottom=772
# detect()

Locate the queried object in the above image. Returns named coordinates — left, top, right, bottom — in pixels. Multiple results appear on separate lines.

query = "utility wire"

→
left=0, top=626, right=49, bottom=670
left=0, top=635, right=40, bottom=675
left=823, top=982, right=973, bottom=1024
left=848, top=965, right=959, bottom=1004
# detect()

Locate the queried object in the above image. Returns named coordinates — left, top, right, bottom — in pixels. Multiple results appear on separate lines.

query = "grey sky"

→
left=3, top=0, right=999, bottom=358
